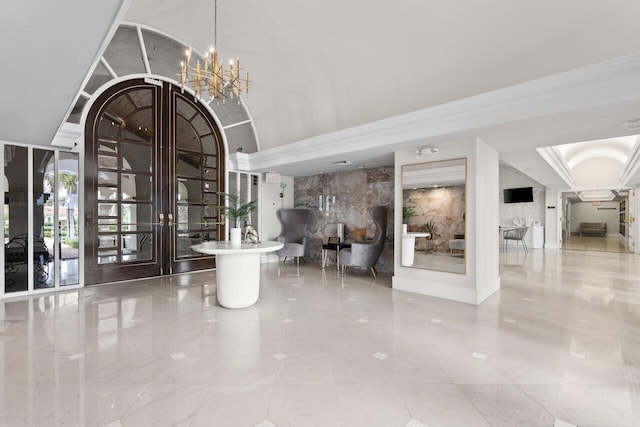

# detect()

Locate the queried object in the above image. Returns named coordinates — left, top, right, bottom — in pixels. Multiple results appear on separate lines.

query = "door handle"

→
left=159, top=213, right=164, bottom=225
left=167, top=213, right=174, bottom=227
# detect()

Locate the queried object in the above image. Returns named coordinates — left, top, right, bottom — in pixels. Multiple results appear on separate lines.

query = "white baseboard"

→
left=477, top=276, right=501, bottom=304
left=392, top=276, right=478, bottom=305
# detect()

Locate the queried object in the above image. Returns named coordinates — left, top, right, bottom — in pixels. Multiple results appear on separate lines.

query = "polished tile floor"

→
left=1, top=248, right=640, bottom=426
left=562, top=235, right=628, bottom=253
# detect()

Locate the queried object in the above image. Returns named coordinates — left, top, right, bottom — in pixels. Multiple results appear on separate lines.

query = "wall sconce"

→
left=279, top=183, right=286, bottom=198
left=416, top=146, right=439, bottom=156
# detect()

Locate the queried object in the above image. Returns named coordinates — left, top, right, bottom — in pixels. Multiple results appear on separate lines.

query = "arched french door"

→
left=84, top=79, right=225, bottom=284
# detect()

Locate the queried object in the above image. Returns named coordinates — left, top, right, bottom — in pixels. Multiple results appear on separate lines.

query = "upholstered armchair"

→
left=275, top=208, right=311, bottom=266
left=340, top=206, right=387, bottom=278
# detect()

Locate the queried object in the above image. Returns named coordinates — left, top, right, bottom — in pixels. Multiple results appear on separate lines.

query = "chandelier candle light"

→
left=179, top=0, right=250, bottom=102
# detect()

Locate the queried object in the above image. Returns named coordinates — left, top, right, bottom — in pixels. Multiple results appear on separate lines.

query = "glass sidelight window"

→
left=4, top=146, right=29, bottom=294
left=3, top=145, right=80, bottom=297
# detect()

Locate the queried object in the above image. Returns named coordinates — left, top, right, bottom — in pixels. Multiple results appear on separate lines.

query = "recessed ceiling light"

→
left=356, top=165, right=366, bottom=169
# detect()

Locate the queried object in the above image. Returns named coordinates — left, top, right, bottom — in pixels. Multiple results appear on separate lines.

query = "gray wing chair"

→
left=340, top=206, right=387, bottom=278
left=276, top=208, right=311, bottom=266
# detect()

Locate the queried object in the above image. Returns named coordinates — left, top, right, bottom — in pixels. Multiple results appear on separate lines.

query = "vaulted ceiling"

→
left=4, top=0, right=640, bottom=188
left=125, top=0, right=640, bottom=150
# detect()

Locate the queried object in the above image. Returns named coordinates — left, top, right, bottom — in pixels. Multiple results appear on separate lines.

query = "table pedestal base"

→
left=216, top=252, right=261, bottom=309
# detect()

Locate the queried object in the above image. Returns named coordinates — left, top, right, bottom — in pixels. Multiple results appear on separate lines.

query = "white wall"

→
left=570, top=201, right=620, bottom=236
left=475, top=140, right=500, bottom=303
left=260, top=175, right=294, bottom=263
left=499, top=163, right=545, bottom=227
left=544, top=189, right=561, bottom=249
left=393, top=138, right=500, bottom=305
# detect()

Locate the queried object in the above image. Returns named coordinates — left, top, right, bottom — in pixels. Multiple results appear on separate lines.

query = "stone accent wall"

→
left=403, top=185, right=465, bottom=253
left=294, top=166, right=395, bottom=273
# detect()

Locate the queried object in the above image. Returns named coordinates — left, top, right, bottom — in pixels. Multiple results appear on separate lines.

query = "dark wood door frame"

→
left=84, top=79, right=224, bottom=285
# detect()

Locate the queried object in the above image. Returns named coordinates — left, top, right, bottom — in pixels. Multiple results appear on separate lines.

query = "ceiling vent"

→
left=622, top=119, right=640, bottom=130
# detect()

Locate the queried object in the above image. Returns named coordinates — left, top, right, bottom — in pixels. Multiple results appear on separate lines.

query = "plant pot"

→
left=402, top=224, right=408, bottom=234
left=230, top=227, right=242, bottom=245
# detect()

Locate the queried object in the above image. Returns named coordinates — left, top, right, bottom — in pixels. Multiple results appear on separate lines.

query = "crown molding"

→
left=620, top=136, right=640, bottom=185
left=536, top=146, right=575, bottom=188
left=247, top=53, right=640, bottom=173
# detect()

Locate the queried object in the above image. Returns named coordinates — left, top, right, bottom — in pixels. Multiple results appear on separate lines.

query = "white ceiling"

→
left=4, top=0, right=640, bottom=190
left=125, top=0, right=640, bottom=151
left=539, top=135, right=640, bottom=190
left=0, top=0, right=130, bottom=146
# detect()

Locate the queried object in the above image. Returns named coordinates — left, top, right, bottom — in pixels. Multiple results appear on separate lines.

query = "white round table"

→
left=401, top=232, right=431, bottom=266
left=191, top=241, right=284, bottom=309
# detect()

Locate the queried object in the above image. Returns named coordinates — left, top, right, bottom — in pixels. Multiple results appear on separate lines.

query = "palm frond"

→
left=216, top=191, right=258, bottom=227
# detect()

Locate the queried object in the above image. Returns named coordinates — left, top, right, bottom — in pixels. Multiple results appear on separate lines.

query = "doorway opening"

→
left=561, top=190, right=633, bottom=253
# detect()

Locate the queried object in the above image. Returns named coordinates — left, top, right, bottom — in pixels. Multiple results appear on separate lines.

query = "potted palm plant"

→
left=217, top=192, right=258, bottom=245
left=402, top=206, right=417, bottom=234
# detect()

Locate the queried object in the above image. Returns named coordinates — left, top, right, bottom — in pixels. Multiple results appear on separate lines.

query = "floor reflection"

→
left=1, top=252, right=640, bottom=426
left=562, top=235, right=628, bottom=253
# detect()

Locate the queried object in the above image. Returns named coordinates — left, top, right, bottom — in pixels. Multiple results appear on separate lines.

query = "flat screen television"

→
left=504, top=187, right=533, bottom=203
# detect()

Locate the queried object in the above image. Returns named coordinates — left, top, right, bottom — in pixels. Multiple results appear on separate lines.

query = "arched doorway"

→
left=84, top=79, right=225, bottom=284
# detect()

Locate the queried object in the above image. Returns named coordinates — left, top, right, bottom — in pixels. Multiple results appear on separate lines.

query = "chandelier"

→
left=179, top=0, right=250, bottom=102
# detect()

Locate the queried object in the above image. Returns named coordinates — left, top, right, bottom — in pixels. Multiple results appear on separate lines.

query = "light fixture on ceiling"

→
left=577, top=190, right=616, bottom=201
left=416, top=146, right=439, bottom=156
left=179, top=0, right=250, bottom=102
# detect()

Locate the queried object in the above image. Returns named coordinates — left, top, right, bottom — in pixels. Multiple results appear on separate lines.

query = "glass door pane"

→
left=250, top=174, right=259, bottom=229
left=84, top=82, right=161, bottom=284
left=59, top=152, right=79, bottom=286
left=239, top=174, right=248, bottom=228
left=5, top=146, right=29, bottom=293
left=33, top=149, right=54, bottom=289
left=84, top=80, right=225, bottom=282
left=170, top=89, right=223, bottom=274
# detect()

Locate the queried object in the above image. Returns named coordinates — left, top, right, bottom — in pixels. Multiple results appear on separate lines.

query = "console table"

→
left=321, top=242, right=351, bottom=270
left=191, top=241, right=284, bottom=309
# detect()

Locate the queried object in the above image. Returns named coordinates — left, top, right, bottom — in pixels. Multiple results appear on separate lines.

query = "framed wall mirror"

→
left=401, top=158, right=466, bottom=274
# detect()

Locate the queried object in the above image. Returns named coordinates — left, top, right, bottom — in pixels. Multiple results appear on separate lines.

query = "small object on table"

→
left=243, top=224, right=259, bottom=243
